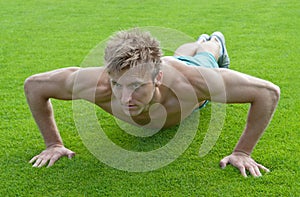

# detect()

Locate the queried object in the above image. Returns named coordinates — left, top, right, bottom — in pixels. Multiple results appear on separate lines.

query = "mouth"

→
left=122, top=104, right=139, bottom=110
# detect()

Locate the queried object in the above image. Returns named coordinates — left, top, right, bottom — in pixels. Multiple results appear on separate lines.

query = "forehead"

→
left=109, top=66, right=153, bottom=83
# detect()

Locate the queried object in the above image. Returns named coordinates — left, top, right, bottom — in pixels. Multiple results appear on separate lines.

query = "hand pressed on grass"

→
left=29, top=145, right=75, bottom=168
left=220, top=152, right=270, bottom=177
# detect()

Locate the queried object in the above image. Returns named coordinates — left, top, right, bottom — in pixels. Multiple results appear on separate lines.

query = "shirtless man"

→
left=24, top=29, right=280, bottom=177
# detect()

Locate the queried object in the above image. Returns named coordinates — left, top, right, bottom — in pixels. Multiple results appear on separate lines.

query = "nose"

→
left=120, top=87, right=133, bottom=104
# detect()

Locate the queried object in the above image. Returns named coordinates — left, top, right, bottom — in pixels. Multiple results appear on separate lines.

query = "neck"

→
left=140, top=86, right=159, bottom=113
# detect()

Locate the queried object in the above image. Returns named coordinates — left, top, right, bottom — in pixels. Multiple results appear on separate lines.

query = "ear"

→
left=154, top=71, right=163, bottom=86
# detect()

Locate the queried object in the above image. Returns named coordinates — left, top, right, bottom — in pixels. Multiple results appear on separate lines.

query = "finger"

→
left=68, top=152, right=75, bottom=159
left=253, top=166, right=262, bottom=177
left=220, top=156, right=230, bottom=169
left=38, top=158, right=50, bottom=168
left=257, top=163, right=270, bottom=173
left=239, top=166, right=247, bottom=177
left=29, top=155, right=39, bottom=164
left=248, top=166, right=259, bottom=177
left=32, top=158, right=42, bottom=167
left=47, top=155, right=60, bottom=168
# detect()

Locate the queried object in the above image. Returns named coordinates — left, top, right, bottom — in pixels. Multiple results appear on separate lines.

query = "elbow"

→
left=24, top=76, right=33, bottom=95
left=273, top=84, right=280, bottom=101
left=24, top=75, right=39, bottom=96
left=24, top=76, right=32, bottom=96
left=269, top=83, right=280, bottom=104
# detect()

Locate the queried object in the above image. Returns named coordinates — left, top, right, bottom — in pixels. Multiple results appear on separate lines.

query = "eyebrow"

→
left=110, top=79, right=149, bottom=85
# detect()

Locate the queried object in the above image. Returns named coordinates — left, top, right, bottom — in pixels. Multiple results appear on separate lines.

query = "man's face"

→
left=109, top=66, right=158, bottom=117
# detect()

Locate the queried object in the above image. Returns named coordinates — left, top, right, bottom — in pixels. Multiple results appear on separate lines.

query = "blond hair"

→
left=104, top=28, right=162, bottom=79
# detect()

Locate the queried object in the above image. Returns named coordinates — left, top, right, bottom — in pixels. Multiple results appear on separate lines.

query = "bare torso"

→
left=87, top=56, right=206, bottom=129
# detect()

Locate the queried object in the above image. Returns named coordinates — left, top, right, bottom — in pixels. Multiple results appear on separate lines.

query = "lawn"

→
left=0, top=0, right=299, bottom=196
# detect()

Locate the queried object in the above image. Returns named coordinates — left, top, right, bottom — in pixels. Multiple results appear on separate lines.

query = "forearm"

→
left=234, top=85, right=280, bottom=155
left=31, top=99, right=63, bottom=147
left=25, top=79, right=63, bottom=148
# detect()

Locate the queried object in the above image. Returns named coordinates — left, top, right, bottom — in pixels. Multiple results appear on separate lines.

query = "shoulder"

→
left=25, top=66, right=110, bottom=101
left=66, top=67, right=111, bottom=100
left=66, top=67, right=107, bottom=89
left=161, top=56, right=184, bottom=68
left=161, top=56, right=221, bottom=101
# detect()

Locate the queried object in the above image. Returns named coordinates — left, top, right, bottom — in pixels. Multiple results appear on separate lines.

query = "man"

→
left=24, top=28, right=280, bottom=177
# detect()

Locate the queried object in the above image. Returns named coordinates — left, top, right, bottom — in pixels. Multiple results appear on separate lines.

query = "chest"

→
left=99, top=97, right=193, bottom=129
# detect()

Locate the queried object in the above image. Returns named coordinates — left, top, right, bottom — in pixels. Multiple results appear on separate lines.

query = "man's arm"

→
left=24, top=67, right=82, bottom=167
left=194, top=68, right=280, bottom=177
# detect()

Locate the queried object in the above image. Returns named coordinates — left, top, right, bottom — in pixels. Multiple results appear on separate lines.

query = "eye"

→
left=111, top=81, right=121, bottom=88
left=131, top=83, right=141, bottom=89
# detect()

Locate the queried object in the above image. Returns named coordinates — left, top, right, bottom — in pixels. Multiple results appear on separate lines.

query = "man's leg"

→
left=174, top=38, right=221, bottom=61
left=174, top=42, right=199, bottom=56
left=210, top=32, right=230, bottom=68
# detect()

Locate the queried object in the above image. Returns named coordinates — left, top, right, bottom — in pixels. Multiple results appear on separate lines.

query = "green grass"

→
left=1, top=0, right=299, bottom=196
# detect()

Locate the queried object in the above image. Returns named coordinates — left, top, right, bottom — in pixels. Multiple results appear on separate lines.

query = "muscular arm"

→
left=24, top=67, right=79, bottom=148
left=193, top=68, right=280, bottom=176
left=217, top=69, right=279, bottom=155
left=24, top=67, right=105, bottom=167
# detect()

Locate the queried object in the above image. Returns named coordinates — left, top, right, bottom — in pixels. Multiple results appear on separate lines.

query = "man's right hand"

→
left=29, top=145, right=75, bottom=168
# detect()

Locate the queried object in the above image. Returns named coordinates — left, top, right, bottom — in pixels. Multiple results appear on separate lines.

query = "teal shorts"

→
left=174, top=52, right=219, bottom=110
left=174, top=52, right=219, bottom=69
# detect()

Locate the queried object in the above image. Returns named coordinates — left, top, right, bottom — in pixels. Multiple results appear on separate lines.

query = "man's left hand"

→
left=220, top=152, right=270, bottom=177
